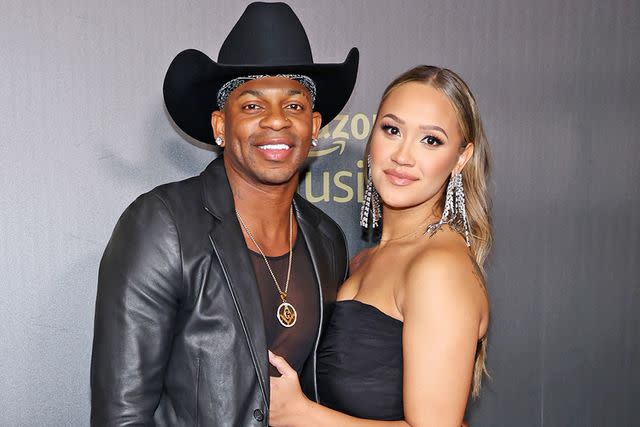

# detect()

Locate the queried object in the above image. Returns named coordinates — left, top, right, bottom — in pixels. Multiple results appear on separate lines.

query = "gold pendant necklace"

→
left=236, top=207, right=297, bottom=328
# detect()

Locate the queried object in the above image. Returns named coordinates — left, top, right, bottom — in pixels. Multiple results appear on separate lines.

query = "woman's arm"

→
left=269, top=248, right=484, bottom=427
left=269, top=352, right=409, bottom=427
left=400, top=248, right=485, bottom=427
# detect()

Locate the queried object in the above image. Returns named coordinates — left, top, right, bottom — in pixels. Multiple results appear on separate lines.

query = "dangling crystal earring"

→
left=360, top=154, right=381, bottom=228
left=311, top=138, right=318, bottom=147
left=426, top=172, right=471, bottom=246
left=215, top=136, right=224, bottom=146
left=454, top=172, right=471, bottom=246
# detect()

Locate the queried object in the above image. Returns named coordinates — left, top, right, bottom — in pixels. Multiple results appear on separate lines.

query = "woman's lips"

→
left=383, top=169, right=419, bottom=186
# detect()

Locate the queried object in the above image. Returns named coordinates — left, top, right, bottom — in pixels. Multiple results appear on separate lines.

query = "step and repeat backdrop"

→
left=1, top=0, right=638, bottom=425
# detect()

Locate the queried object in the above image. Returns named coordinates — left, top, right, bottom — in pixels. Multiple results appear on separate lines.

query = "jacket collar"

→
left=200, top=157, right=321, bottom=228
left=200, top=156, right=236, bottom=221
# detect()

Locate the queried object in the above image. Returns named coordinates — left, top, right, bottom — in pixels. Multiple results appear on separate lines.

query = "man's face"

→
left=211, top=77, right=321, bottom=188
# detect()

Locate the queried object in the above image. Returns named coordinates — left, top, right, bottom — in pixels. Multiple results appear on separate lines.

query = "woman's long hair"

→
left=366, top=65, right=492, bottom=397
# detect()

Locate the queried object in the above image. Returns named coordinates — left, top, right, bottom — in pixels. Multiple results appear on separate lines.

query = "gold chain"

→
left=235, top=206, right=293, bottom=301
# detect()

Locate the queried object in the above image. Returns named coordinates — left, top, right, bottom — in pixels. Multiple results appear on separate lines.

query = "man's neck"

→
left=226, top=169, right=299, bottom=256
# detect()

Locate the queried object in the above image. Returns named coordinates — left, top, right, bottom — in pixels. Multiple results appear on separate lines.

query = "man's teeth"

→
left=258, top=144, right=290, bottom=150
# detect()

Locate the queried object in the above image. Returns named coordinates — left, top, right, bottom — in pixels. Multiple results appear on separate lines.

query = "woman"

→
left=269, top=65, right=491, bottom=427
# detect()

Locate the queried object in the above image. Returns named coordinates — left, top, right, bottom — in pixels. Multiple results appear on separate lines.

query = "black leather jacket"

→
left=91, top=158, right=348, bottom=426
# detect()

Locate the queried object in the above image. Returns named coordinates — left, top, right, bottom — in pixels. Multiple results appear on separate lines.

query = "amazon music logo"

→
left=308, top=113, right=376, bottom=158
left=300, top=113, right=375, bottom=204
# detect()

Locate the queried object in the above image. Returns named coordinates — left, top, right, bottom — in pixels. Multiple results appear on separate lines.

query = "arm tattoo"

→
left=468, top=254, right=487, bottom=292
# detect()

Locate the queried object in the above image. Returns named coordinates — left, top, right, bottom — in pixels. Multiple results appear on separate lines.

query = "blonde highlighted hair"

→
left=367, top=65, right=492, bottom=398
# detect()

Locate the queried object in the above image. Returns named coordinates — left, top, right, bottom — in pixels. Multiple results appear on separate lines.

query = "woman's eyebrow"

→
left=420, top=124, right=448, bottom=138
left=382, top=113, right=404, bottom=124
left=383, top=113, right=449, bottom=138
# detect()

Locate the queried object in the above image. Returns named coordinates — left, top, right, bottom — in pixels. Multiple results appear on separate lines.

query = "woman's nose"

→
left=390, top=140, right=415, bottom=166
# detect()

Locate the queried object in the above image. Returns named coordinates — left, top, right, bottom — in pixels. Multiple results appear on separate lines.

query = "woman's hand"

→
left=268, top=350, right=313, bottom=427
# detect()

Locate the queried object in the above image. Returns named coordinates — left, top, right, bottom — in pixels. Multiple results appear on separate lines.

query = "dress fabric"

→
left=316, top=299, right=404, bottom=421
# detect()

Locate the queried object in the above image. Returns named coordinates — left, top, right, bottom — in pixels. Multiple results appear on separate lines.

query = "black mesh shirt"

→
left=248, top=230, right=319, bottom=376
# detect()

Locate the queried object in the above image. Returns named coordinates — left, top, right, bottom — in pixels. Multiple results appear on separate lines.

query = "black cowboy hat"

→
left=163, top=2, right=359, bottom=145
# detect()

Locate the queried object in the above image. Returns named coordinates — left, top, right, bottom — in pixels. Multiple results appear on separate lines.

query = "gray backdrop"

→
left=1, top=0, right=638, bottom=425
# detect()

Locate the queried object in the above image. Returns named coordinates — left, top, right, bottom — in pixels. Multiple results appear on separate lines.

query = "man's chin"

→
left=255, top=170, right=301, bottom=187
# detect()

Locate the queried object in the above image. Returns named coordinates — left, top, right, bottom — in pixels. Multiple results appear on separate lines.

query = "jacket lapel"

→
left=293, top=194, right=333, bottom=401
left=201, top=158, right=268, bottom=404
left=293, top=194, right=332, bottom=305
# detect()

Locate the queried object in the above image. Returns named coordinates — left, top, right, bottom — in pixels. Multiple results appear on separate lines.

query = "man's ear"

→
left=211, top=110, right=225, bottom=147
left=454, top=142, right=474, bottom=173
left=311, top=111, right=322, bottom=139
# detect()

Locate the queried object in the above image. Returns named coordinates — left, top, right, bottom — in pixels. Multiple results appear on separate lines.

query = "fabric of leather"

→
left=90, top=157, right=348, bottom=426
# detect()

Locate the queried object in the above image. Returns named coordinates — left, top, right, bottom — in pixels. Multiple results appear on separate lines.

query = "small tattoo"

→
left=468, top=254, right=486, bottom=291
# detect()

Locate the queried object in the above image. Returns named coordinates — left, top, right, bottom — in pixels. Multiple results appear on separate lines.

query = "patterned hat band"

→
left=216, top=74, right=317, bottom=110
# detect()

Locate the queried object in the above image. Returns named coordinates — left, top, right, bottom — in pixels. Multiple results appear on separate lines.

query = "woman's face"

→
left=369, top=82, right=473, bottom=212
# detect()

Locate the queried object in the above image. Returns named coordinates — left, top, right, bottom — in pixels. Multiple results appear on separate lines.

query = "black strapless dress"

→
left=316, top=300, right=404, bottom=420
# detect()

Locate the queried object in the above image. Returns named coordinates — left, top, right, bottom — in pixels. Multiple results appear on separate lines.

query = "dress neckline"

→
left=335, top=299, right=403, bottom=325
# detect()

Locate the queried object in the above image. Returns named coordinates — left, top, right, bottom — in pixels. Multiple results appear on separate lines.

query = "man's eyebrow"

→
left=236, top=89, right=263, bottom=98
left=236, top=88, right=307, bottom=98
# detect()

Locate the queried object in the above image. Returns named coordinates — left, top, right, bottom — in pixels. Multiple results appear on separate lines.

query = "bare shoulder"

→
left=401, top=232, right=488, bottom=317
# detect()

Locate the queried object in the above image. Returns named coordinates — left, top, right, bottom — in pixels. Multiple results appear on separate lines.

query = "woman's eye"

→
left=381, top=124, right=401, bottom=136
left=422, top=135, right=443, bottom=146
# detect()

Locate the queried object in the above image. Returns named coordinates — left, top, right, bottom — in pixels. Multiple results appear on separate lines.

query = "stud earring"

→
left=215, top=136, right=224, bottom=146
left=311, top=138, right=318, bottom=147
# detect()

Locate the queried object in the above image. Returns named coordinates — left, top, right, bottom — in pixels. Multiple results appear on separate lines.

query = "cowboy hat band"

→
left=163, top=2, right=359, bottom=145
left=216, top=74, right=317, bottom=110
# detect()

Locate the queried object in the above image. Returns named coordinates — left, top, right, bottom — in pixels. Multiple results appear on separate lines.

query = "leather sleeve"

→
left=91, top=193, right=183, bottom=426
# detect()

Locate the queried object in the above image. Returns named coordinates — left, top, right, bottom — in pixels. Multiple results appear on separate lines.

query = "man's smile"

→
left=254, top=138, right=296, bottom=161
left=257, top=143, right=292, bottom=150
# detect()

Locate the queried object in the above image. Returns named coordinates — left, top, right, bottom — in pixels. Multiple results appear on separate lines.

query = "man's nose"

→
left=260, top=107, right=291, bottom=130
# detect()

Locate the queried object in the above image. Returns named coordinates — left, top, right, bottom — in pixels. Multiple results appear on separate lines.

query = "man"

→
left=90, top=2, right=358, bottom=425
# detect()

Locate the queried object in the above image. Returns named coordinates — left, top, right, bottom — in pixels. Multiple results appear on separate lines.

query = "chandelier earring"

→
left=426, top=172, right=471, bottom=246
left=360, top=154, right=382, bottom=228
